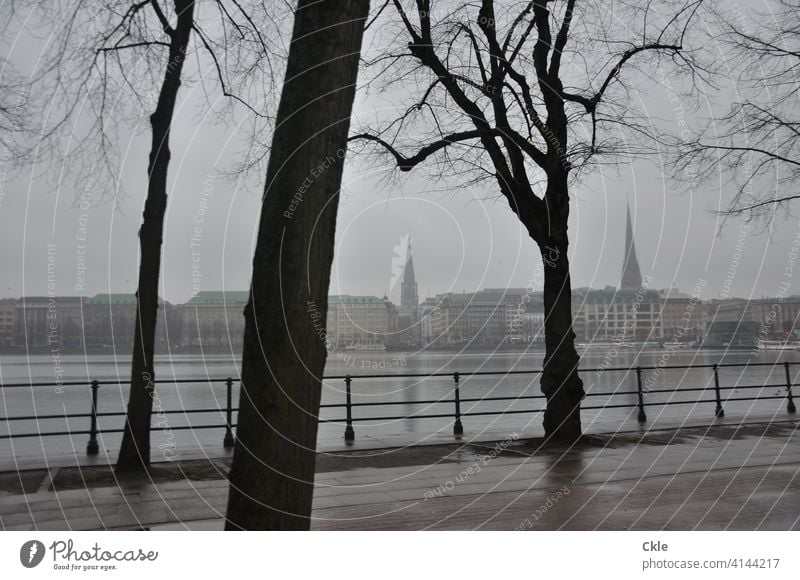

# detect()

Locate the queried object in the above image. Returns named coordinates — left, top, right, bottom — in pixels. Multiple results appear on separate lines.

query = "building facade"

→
left=181, top=291, right=248, bottom=348
left=326, top=295, right=396, bottom=349
left=430, top=291, right=508, bottom=347
left=0, top=298, right=16, bottom=347
left=572, top=287, right=663, bottom=342
left=14, top=296, right=85, bottom=348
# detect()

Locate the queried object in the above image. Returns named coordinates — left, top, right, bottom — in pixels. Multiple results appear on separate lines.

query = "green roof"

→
left=187, top=291, right=250, bottom=305
left=441, top=291, right=508, bottom=304
left=579, top=289, right=661, bottom=303
left=87, top=293, right=137, bottom=305
left=88, top=293, right=171, bottom=305
left=185, top=292, right=387, bottom=306
left=328, top=295, right=385, bottom=305
left=658, top=290, right=694, bottom=300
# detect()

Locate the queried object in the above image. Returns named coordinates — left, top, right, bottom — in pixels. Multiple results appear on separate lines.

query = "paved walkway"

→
left=1, top=420, right=798, bottom=531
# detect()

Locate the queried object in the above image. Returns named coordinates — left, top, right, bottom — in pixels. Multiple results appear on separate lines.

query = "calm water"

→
left=2, top=347, right=798, bottom=464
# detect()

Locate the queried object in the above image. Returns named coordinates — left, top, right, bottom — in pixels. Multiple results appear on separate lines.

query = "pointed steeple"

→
left=620, top=201, right=643, bottom=290
left=401, top=238, right=418, bottom=308
left=403, top=244, right=415, bottom=285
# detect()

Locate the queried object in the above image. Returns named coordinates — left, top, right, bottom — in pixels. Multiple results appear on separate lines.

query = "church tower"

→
left=400, top=239, right=418, bottom=310
left=397, top=238, right=420, bottom=347
left=620, top=202, right=643, bottom=290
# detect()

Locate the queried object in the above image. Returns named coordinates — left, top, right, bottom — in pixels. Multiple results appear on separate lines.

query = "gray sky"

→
left=1, top=2, right=796, bottom=306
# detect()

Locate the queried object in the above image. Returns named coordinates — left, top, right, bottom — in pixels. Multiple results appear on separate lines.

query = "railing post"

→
left=86, top=380, right=99, bottom=455
left=712, top=364, right=725, bottom=418
left=453, top=372, right=464, bottom=436
left=223, top=377, right=235, bottom=448
left=784, top=361, right=797, bottom=414
left=344, top=375, right=355, bottom=443
left=636, top=366, right=647, bottom=423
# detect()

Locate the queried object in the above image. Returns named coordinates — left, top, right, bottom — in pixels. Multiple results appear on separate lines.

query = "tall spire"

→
left=402, top=240, right=415, bottom=285
left=620, top=201, right=643, bottom=290
left=401, top=238, right=418, bottom=308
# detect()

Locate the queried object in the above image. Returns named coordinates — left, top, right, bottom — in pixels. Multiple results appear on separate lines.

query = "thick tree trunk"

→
left=116, top=1, right=194, bottom=473
left=225, top=0, right=369, bottom=530
left=534, top=65, right=585, bottom=443
left=539, top=236, right=584, bottom=442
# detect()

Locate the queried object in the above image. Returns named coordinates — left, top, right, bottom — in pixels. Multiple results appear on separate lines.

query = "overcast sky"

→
left=1, top=2, right=797, bottom=306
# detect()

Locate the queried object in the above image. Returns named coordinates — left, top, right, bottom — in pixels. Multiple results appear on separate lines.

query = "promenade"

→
left=1, top=420, right=798, bottom=531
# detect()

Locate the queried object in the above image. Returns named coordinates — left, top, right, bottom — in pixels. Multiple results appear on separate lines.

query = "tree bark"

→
left=116, top=0, right=195, bottom=473
left=538, top=236, right=584, bottom=442
left=225, top=0, right=369, bottom=530
left=537, top=63, right=585, bottom=443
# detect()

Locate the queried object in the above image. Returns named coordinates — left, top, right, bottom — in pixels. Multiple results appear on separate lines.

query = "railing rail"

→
left=0, top=361, right=797, bottom=453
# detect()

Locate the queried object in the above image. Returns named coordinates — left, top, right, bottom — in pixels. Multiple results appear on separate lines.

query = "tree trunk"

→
left=116, top=1, right=194, bottom=473
left=538, top=235, right=584, bottom=442
left=225, top=0, right=369, bottom=530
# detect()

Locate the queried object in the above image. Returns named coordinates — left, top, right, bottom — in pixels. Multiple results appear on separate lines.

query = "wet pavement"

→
left=1, top=420, right=798, bottom=531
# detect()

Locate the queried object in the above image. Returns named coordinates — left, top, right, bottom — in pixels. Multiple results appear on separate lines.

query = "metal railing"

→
left=0, top=361, right=796, bottom=455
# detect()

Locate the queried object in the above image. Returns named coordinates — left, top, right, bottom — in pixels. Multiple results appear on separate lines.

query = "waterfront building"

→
left=430, top=291, right=508, bottom=347
left=708, top=297, right=800, bottom=339
left=0, top=298, right=16, bottom=347
left=702, top=320, right=760, bottom=348
left=83, top=293, right=178, bottom=349
left=480, top=287, right=545, bottom=344
left=418, top=296, right=439, bottom=347
left=659, top=289, right=705, bottom=343
left=14, top=296, right=85, bottom=348
left=572, top=204, right=662, bottom=342
left=326, top=295, right=396, bottom=350
left=181, top=291, right=248, bottom=347
left=572, top=287, right=663, bottom=342
left=83, top=294, right=136, bottom=348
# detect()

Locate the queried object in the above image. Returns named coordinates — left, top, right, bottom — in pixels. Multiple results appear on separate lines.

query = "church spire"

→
left=620, top=201, right=643, bottom=290
left=402, top=239, right=415, bottom=285
left=401, top=238, right=418, bottom=308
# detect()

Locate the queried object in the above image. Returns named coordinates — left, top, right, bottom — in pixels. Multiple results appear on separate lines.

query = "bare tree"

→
left=8, top=0, right=283, bottom=473
left=0, top=58, right=27, bottom=158
left=352, top=0, right=705, bottom=441
left=226, top=0, right=370, bottom=530
left=675, top=0, right=799, bottom=218
left=118, top=0, right=197, bottom=474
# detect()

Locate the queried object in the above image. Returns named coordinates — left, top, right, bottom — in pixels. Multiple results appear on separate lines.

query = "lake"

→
left=1, top=347, right=798, bottom=466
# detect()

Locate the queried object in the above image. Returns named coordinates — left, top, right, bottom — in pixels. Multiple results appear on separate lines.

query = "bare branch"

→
left=350, top=130, right=484, bottom=170
left=149, top=0, right=174, bottom=36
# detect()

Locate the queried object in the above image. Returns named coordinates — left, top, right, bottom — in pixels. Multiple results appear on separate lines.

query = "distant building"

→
left=703, top=320, right=760, bottom=348
left=430, top=291, right=508, bottom=347
left=572, top=287, right=663, bottom=342
left=418, top=296, right=439, bottom=347
left=395, top=239, right=421, bottom=348
left=83, top=293, right=136, bottom=348
left=181, top=291, right=248, bottom=347
left=659, top=290, right=705, bottom=343
left=572, top=204, right=664, bottom=343
left=517, top=310, right=546, bottom=344
left=326, top=295, right=396, bottom=349
left=14, top=296, right=85, bottom=348
left=708, top=298, right=800, bottom=339
left=0, top=298, right=16, bottom=347
left=83, top=293, right=178, bottom=349
left=483, top=288, right=545, bottom=344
